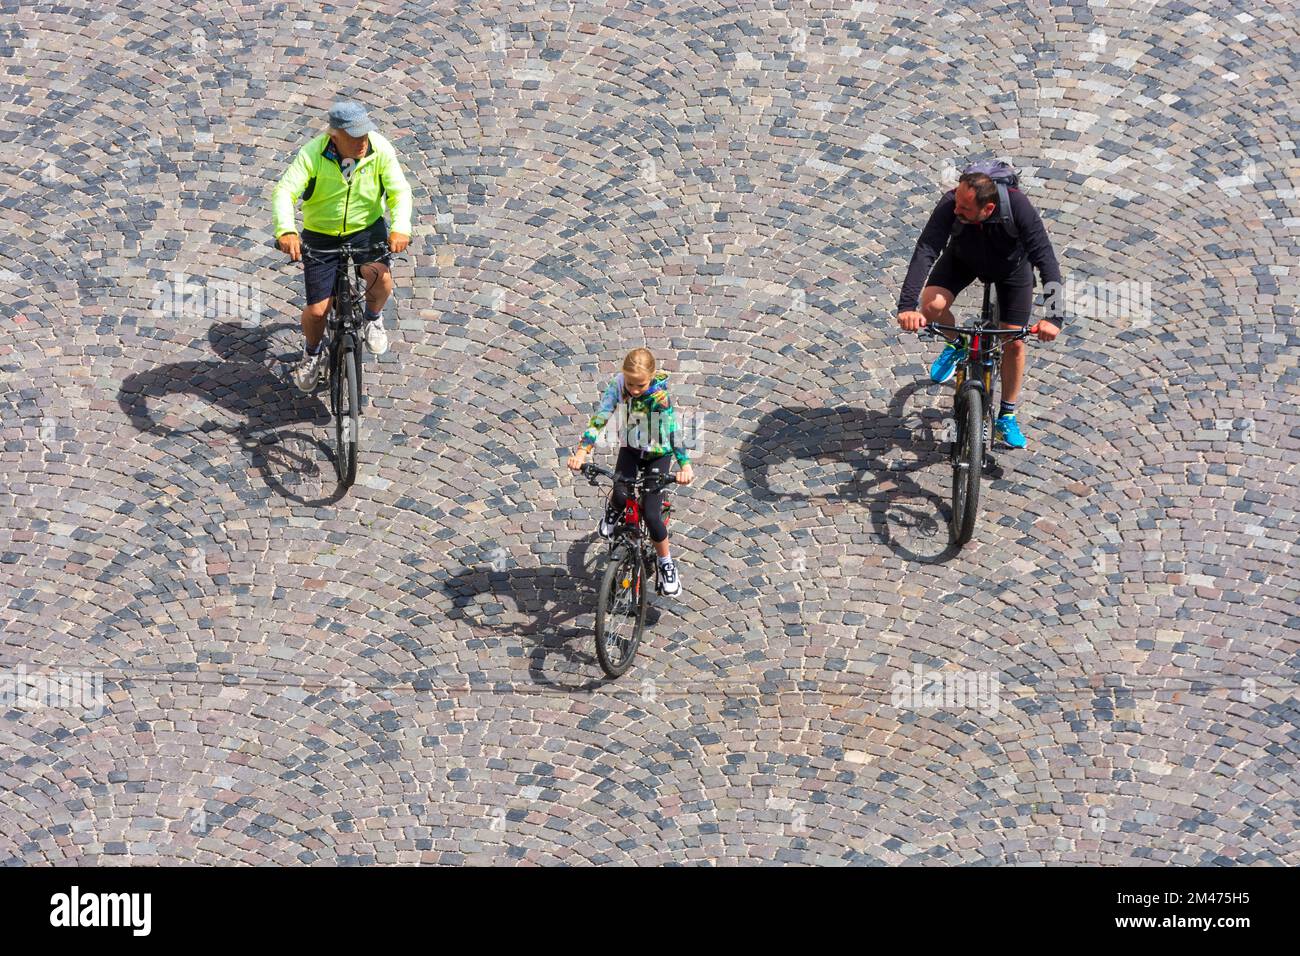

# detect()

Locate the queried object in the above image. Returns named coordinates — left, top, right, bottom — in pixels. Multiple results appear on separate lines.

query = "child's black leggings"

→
left=608, top=448, right=672, bottom=543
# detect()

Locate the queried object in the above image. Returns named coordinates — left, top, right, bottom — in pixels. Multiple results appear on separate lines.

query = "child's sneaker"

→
left=658, top=559, right=681, bottom=596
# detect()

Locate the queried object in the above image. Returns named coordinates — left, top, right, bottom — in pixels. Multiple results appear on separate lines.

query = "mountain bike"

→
left=920, top=282, right=1038, bottom=547
left=297, top=240, right=403, bottom=489
left=579, top=462, right=677, bottom=678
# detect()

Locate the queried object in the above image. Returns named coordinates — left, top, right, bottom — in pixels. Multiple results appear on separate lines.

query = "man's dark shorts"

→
left=927, top=249, right=1035, bottom=327
left=302, top=216, right=389, bottom=305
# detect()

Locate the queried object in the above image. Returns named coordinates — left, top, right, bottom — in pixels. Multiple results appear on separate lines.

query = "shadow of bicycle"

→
left=439, top=535, right=661, bottom=691
left=740, top=381, right=967, bottom=564
left=118, top=321, right=348, bottom=506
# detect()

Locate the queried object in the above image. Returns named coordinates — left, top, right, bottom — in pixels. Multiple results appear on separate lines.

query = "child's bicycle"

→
left=579, top=462, right=677, bottom=678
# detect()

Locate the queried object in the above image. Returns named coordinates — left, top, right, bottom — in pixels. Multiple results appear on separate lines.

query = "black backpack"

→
left=950, top=159, right=1019, bottom=239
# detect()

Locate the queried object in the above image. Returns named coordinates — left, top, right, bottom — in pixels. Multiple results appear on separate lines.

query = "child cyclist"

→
left=567, top=348, right=695, bottom=596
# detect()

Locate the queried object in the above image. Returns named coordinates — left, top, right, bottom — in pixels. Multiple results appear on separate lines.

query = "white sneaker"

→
left=658, top=560, right=681, bottom=596
left=293, top=349, right=326, bottom=392
left=598, top=514, right=618, bottom=539
left=363, top=314, right=389, bottom=354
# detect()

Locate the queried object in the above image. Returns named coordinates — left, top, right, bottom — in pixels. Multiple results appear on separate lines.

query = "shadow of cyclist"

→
left=440, top=536, right=639, bottom=692
left=118, top=320, right=347, bottom=506
left=739, top=381, right=966, bottom=564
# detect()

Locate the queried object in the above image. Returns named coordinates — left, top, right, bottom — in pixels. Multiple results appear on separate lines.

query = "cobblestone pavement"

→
left=0, top=1, right=1297, bottom=865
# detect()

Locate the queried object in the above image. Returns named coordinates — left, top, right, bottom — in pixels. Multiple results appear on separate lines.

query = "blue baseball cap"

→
left=327, top=101, right=377, bottom=137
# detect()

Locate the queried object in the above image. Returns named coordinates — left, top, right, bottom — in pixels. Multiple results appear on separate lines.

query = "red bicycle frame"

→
left=623, top=497, right=671, bottom=529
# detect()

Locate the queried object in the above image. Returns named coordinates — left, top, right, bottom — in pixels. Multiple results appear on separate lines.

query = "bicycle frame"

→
left=919, top=284, right=1040, bottom=545
left=293, top=240, right=402, bottom=487
left=302, top=241, right=392, bottom=350
left=300, top=240, right=400, bottom=392
left=580, top=461, right=677, bottom=676
left=583, top=463, right=675, bottom=584
left=925, top=285, right=1037, bottom=465
left=953, top=288, right=1005, bottom=404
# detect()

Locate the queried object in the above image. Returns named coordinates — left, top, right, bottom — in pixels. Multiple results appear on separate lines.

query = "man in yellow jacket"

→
left=271, top=101, right=413, bottom=391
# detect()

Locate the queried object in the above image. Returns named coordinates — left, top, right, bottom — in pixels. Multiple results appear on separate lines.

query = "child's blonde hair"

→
left=623, top=348, right=656, bottom=377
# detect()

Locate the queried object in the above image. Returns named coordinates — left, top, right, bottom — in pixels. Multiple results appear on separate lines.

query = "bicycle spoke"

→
left=604, top=567, right=637, bottom=662
left=595, top=548, right=645, bottom=676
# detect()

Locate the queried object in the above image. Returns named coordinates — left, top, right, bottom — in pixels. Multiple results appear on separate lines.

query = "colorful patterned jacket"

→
left=579, top=372, right=690, bottom=466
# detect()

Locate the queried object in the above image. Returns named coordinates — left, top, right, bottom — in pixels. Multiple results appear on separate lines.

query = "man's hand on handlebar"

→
left=389, top=232, right=410, bottom=255
left=676, top=463, right=694, bottom=485
left=898, top=310, right=927, bottom=332
left=278, top=232, right=302, bottom=262
left=1034, top=320, right=1060, bottom=342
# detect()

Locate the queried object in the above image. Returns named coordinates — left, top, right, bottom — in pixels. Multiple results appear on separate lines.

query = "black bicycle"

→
left=920, top=283, right=1038, bottom=547
left=297, top=240, right=401, bottom=489
left=579, top=462, right=677, bottom=678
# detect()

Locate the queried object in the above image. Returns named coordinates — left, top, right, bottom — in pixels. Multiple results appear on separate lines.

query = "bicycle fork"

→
left=611, top=538, right=662, bottom=597
left=328, top=329, right=364, bottom=398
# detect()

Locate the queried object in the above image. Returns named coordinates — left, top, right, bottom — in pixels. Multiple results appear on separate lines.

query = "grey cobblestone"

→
left=0, top=1, right=1296, bottom=865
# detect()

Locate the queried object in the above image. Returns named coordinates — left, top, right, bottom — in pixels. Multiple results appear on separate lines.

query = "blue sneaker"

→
left=929, top=340, right=965, bottom=384
left=995, top=414, right=1027, bottom=449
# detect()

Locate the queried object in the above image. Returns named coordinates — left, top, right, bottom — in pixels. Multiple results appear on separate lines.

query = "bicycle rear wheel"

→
left=950, top=388, right=983, bottom=546
left=332, top=342, right=360, bottom=489
left=595, top=546, right=647, bottom=678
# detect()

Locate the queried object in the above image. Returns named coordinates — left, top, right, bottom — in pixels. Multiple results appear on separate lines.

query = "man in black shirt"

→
left=896, top=172, right=1062, bottom=448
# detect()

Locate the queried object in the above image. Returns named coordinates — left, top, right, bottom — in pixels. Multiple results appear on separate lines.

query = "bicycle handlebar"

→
left=920, top=322, right=1040, bottom=339
left=271, top=234, right=406, bottom=265
left=294, top=242, right=406, bottom=265
left=640, top=473, right=678, bottom=494
left=580, top=462, right=676, bottom=492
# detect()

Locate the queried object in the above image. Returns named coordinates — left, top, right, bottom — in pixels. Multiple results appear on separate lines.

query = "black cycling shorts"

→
left=926, top=250, right=1035, bottom=327
left=301, top=216, right=389, bottom=306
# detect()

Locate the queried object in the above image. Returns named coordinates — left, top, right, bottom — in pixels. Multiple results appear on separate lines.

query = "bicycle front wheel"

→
left=333, top=343, right=360, bottom=489
left=595, top=546, right=647, bottom=678
left=950, top=388, right=983, bottom=546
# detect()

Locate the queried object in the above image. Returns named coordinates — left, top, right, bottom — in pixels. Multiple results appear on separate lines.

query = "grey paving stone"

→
left=0, top=0, right=1295, bottom=867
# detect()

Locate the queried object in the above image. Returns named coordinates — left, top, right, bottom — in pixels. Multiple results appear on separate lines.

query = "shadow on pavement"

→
left=117, top=321, right=347, bottom=506
left=441, top=536, right=623, bottom=692
left=739, top=381, right=963, bottom=564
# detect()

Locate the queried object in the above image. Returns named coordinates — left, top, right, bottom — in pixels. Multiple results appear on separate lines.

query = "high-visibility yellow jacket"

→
left=271, top=131, right=412, bottom=238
